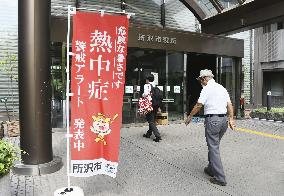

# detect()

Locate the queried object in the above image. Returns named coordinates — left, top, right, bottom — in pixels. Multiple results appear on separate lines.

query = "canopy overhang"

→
left=180, top=0, right=284, bottom=35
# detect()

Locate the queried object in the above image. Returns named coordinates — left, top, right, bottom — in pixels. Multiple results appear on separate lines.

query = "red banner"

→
left=70, top=12, right=129, bottom=178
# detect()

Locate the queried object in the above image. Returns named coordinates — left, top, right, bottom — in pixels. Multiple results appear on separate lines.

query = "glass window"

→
left=219, top=0, right=239, bottom=9
left=221, top=57, right=236, bottom=105
left=263, top=24, right=271, bottom=34
left=271, top=23, right=278, bottom=32
left=194, top=0, right=218, bottom=17
left=167, top=52, right=184, bottom=121
left=263, top=71, right=284, bottom=107
left=263, top=22, right=284, bottom=33
left=193, top=0, right=245, bottom=18
left=277, top=22, right=283, bottom=30
left=50, top=42, right=67, bottom=128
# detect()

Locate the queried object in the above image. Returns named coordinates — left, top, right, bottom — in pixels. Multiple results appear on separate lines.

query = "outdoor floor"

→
left=1, top=119, right=284, bottom=196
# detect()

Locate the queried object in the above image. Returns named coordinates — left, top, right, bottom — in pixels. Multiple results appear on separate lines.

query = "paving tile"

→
left=5, top=119, right=284, bottom=196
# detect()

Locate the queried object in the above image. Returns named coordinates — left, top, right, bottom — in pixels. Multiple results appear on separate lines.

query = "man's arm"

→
left=184, top=103, right=203, bottom=126
left=227, top=102, right=235, bottom=130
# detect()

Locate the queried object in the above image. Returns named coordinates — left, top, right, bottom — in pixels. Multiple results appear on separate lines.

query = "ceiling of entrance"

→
left=180, top=0, right=250, bottom=20
left=181, top=0, right=284, bottom=34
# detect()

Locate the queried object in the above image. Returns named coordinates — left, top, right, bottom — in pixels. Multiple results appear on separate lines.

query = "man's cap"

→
left=197, top=69, right=214, bottom=80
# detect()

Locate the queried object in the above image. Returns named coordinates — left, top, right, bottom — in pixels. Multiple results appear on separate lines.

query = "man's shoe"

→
left=143, top=134, right=150, bottom=138
left=209, top=178, right=227, bottom=186
left=153, top=137, right=161, bottom=142
left=204, top=167, right=214, bottom=177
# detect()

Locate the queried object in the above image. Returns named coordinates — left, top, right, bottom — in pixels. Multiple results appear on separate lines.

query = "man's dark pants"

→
left=205, top=116, right=228, bottom=183
left=145, top=107, right=160, bottom=138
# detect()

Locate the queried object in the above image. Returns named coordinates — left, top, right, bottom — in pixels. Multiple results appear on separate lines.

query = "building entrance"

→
left=49, top=45, right=240, bottom=127
left=123, top=48, right=184, bottom=124
left=186, top=53, right=217, bottom=115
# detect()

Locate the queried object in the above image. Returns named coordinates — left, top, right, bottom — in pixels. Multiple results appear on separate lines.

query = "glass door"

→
left=124, top=48, right=166, bottom=124
left=166, top=52, right=185, bottom=121
left=50, top=42, right=67, bottom=128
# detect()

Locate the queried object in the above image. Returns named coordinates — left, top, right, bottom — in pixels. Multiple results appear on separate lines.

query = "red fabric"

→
left=70, top=12, right=129, bottom=164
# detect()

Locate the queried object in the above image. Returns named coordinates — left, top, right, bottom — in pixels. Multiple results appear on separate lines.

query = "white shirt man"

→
left=198, top=79, right=231, bottom=115
left=185, top=69, right=235, bottom=186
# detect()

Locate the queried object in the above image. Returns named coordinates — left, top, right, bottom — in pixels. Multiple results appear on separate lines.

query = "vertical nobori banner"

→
left=70, top=12, right=129, bottom=178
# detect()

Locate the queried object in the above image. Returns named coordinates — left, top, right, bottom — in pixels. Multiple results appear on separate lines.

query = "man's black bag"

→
left=151, top=86, right=163, bottom=108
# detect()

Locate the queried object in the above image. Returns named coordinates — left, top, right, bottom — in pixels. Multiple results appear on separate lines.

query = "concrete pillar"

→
left=14, top=0, right=62, bottom=175
left=253, top=28, right=263, bottom=107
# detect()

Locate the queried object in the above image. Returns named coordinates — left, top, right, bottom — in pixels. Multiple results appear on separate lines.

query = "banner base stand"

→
left=12, top=156, right=62, bottom=176
left=54, top=186, right=84, bottom=196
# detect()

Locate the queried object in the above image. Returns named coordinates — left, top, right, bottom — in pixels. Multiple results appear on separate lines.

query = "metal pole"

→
left=165, top=51, right=168, bottom=113
left=267, top=91, right=272, bottom=111
left=161, top=0, right=166, bottom=28
left=183, top=53, right=187, bottom=119
left=66, top=5, right=72, bottom=190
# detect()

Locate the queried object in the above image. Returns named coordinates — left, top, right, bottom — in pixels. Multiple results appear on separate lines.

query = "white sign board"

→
left=136, top=86, right=141, bottom=92
left=174, top=86, right=180, bottom=93
left=151, top=72, right=159, bottom=86
left=125, top=86, right=134, bottom=94
left=167, top=86, right=171, bottom=92
left=157, top=86, right=164, bottom=91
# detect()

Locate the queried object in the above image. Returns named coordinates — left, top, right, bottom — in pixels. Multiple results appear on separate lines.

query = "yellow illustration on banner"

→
left=90, top=113, right=118, bottom=145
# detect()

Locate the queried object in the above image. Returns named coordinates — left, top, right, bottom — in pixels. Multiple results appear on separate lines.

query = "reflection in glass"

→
left=221, top=57, right=236, bottom=106
left=50, top=42, right=67, bottom=128
left=167, top=52, right=184, bottom=121
left=195, top=0, right=218, bottom=17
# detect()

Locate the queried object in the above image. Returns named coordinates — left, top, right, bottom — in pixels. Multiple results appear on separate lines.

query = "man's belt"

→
left=205, top=114, right=226, bottom=117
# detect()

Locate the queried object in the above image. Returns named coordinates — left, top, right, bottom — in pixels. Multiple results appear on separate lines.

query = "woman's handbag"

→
left=138, top=95, right=153, bottom=115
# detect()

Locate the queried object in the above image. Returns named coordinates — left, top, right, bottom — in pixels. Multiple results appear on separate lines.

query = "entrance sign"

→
left=137, top=33, right=177, bottom=45
left=70, top=11, right=129, bottom=178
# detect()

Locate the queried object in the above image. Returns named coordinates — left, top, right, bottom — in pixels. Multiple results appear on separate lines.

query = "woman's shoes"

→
left=153, top=137, right=161, bottom=142
left=143, top=134, right=151, bottom=138
left=143, top=134, right=161, bottom=142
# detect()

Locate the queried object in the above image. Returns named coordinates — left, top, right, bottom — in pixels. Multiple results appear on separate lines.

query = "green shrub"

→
left=0, top=140, right=24, bottom=176
left=251, top=107, right=284, bottom=121
left=253, top=107, right=284, bottom=113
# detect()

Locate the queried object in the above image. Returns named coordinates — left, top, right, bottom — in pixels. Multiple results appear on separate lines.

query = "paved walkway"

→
left=1, top=119, right=284, bottom=195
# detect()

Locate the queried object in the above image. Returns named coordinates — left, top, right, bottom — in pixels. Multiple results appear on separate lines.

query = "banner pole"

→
left=66, top=5, right=72, bottom=190
left=54, top=6, right=85, bottom=196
